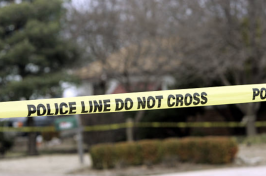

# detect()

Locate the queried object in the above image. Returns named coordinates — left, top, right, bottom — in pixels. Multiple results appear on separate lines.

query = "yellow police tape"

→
left=1, top=83, right=266, bottom=118
left=0, top=126, right=55, bottom=132
left=82, top=121, right=266, bottom=131
left=1, top=121, right=266, bottom=132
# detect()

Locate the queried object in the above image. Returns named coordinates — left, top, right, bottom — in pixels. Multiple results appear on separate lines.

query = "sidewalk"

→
left=155, top=166, right=266, bottom=176
left=0, top=154, right=90, bottom=176
left=1, top=153, right=266, bottom=176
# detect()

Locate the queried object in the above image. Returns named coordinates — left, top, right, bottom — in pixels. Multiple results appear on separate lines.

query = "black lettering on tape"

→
left=260, top=88, right=266, bottom=100
left=93, top=100, right=103, bottom=112
left=176, top=94, right=184, bottom=106
left=137, top=97, right=146, bottom=109
left=147, top=96, right=156, bottom=108
left=184, top=93, right=192, bottom=106
left=125, top=98, right=133, bottom=110
left=193, top=93, right=200, bottom=105
left=27, top=105, right=36, bottom=117
left=37, top=104, right=47, bottom=116
left=46, top=104, right=54, bottom=115
left=60, top=102, right=68, bottom=114
left=167, top=95, right=175, bottom=107
left=115, top=99, right=124, bottom=111
left=103, top=99, right=111, bottom=112
left=54, top=103, right=59, bottom=115
left=89, top=101, right=93, bottom=112
left=156, top=95, right=163, bottom=108
left=253, top=88, right=260, bottom=100
left=69, top=102, right=76, bottom=114
left=201, top=92, right=208, bottom=104
left=81, top=101, right=88, bottom=113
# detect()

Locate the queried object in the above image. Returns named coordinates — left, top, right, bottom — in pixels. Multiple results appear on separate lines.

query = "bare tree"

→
left=174, top=0, right=266, bottom=136
left=67, top=0, right=266, bottom=137
left=67, top=0, right=181, bottom=140
left=68, top=0, right=175, bottom=89
left=67, top=0, right=123, bottom=95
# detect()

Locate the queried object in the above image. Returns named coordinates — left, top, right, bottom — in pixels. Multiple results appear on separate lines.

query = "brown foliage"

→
left=90, top=137, right=238, bottom=169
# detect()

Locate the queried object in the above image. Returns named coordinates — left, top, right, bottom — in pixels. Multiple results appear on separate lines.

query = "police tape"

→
left=82, top=121, right=266, bottom=131
left=0, top=126, right=55, bottom=132
left=1, top=83, right=266, bottom=118
left=2, top=121, right=266, bottom=132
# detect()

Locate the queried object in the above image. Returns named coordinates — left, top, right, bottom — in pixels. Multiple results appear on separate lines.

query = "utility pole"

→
left=76, top=115, right=84, bottom=164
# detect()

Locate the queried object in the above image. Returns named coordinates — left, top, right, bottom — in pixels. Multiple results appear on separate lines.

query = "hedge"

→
left=115, top=142, right=142, bottom=166
left=90, top=137, right=238, bottom=169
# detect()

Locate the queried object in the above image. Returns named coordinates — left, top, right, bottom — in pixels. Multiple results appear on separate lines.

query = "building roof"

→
left=76, top=38, right=181, bottom=80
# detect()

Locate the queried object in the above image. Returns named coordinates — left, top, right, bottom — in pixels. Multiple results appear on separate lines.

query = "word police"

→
left=252, top=88, right=266, bottom=100
left=27, top=92, right=208, bottom=117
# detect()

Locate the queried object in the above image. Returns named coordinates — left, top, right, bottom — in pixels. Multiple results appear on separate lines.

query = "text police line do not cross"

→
left=27, top=92, right=208, bottom=117
left=0, top=84, right=265, bottom=119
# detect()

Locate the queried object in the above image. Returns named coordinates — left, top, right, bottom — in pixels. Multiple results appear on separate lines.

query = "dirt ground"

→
left=1, top=144, right=266, bottom=176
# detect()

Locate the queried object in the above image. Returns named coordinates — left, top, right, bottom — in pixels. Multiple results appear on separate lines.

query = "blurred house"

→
left=75, top=39, right=179, bottom=146
left=73, top=38, right=266, bottom=143
left=76, top=38, right=179, bottom=96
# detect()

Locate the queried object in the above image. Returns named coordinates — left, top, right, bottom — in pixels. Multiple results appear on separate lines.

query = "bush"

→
left=159, top=138, right=180, bottom=165
left=171, top=137, right=238, bottom=164
left=168, top=137, right=238, bottom=164
left=138, top=140, right=161, bottom=164
left=115, top=142, right=142, bottom=166
left=90, top=143, right=116, bottom=169
left=90, top=137, right=238, bottom=169
left=176, top=137, right=200, bottom=162
left=160, top=138, right=180, bottom=157
left=203, top=137, right=238, bottom=164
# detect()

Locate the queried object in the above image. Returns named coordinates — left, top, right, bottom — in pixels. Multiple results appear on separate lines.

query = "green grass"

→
left=235, top=133, right=266, bottom=145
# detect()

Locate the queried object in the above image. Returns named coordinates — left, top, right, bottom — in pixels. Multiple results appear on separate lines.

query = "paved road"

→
left=155, top=166, right=266, bottom=176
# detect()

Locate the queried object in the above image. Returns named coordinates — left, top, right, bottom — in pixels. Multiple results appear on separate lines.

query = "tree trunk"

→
left=126, top=118, right=133, bottom=142
left=240, top=103, right=260, bottom=137
left=26, top=117, right=38, bottom=155
left=133, top=110, right=145, bottom=141
left=245, top=115, right=257, bottom=136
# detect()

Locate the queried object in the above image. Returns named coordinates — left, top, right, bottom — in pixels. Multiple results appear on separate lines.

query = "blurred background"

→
left=1, top=0, right=266, bottom=176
